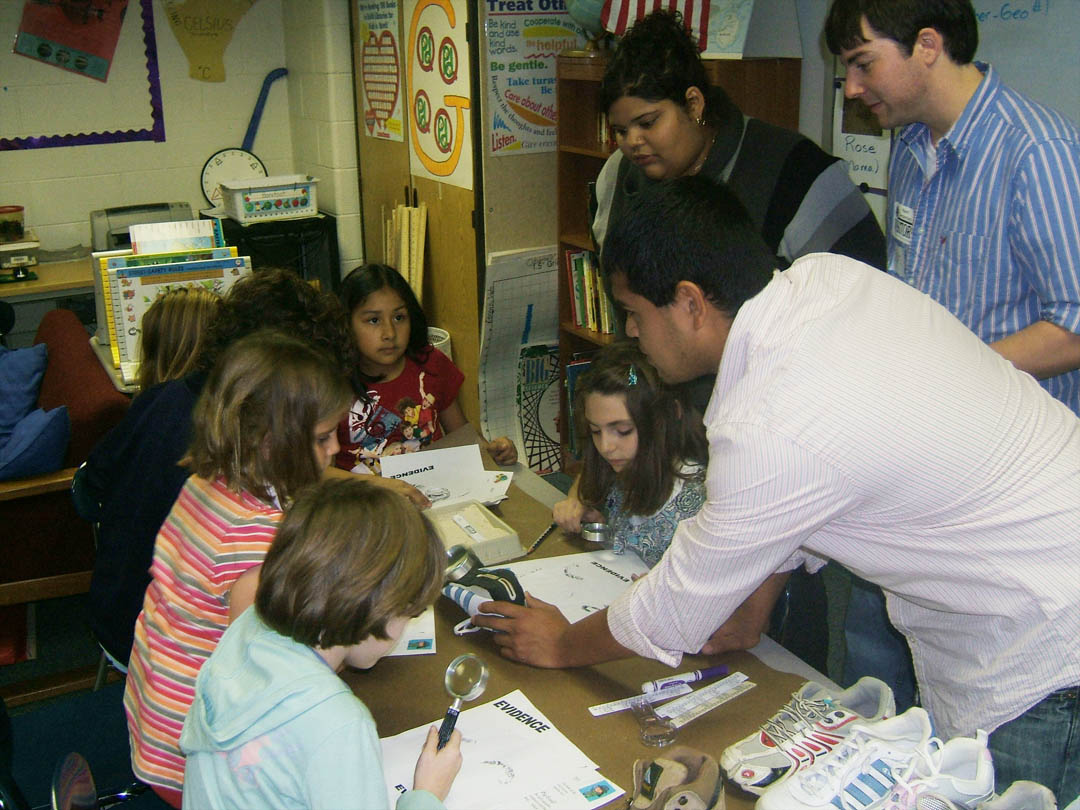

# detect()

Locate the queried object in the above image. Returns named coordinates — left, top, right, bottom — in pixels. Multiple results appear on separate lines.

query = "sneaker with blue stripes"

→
left=755, top=707, right=995, bottom=810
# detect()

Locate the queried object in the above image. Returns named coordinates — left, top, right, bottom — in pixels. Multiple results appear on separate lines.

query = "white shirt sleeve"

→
left=607, top=423, right=859, bottom=664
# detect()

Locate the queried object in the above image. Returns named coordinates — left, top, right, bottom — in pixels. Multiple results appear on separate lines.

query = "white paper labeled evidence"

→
left=381, top=689, right=622, bottom=810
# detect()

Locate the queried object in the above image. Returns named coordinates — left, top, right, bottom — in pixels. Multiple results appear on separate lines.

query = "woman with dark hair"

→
left=590, top=10, right=879, bottom=673
left=592, top=9, right=886, bottom=271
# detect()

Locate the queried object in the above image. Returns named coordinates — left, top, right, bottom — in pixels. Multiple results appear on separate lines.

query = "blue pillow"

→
left=0, top=343, right=49, bottom=445
left=0, top=406, right=70, bottom=482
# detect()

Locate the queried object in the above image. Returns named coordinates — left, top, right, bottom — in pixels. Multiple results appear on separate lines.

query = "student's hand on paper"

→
left=473, top=592, right=570, bottom=668
left=365, top=474, right=432, bottom=508
left=486, top=435, right=518, bottom=466
left=413, top=725, right=462, bottom=801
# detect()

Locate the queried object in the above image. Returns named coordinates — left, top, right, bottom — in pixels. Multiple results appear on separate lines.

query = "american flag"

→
left=600, top=0, right=710, bottom=51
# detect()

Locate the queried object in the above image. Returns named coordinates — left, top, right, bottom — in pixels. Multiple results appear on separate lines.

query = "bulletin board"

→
left=0, top=0, right=164, bottom=151
left=973, top=0, right=1080, bottom=126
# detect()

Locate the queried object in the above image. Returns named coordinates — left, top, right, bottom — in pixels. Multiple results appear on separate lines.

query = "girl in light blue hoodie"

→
left=180, top=478, right=461, bottom=810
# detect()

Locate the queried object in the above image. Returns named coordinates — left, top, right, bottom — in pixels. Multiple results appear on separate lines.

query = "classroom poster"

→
left=484, top=10, right=585, bottom=155
left=832, top=79, right=890, bottom=229
left=701, top=0, right=750, bottom=56
left=163, top=0, right=261, bottom=82
left=357, top=0, right=406, bottom=141
left=13, top=0, right=129, bottom=81
left=517, top=343, right=561, bottom=474
left=404, top=0, right=474, bottom=189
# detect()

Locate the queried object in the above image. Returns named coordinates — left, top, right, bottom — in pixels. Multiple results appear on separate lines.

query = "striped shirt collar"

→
left=897, top=61, right=996, bottom=165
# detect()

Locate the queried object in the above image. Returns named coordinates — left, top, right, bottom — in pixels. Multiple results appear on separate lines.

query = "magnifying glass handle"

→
left=437, top=705, right=461, bottom=750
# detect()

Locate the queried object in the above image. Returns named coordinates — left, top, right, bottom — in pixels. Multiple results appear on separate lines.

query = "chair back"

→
left=51, top=753, right=96, bottom=810
left=0, top=301, right=14, bottom=346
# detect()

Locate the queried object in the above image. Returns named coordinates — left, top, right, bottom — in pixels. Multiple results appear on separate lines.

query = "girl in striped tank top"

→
left=123, top=330, right=352, bottom=807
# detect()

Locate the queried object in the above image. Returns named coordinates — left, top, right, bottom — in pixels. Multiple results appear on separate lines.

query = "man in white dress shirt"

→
left=474, top=176, right=1080, bottom=799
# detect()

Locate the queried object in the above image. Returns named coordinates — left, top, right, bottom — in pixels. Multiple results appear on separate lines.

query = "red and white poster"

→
left=357, top=0, right=405, bottom=142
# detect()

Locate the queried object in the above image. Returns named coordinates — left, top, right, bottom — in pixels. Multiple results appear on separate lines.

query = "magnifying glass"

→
left=581, top=522, right=610, bottom=545
left=437, top=653, right=489, bottom=749
left=445, top=544, right=482, bottom=583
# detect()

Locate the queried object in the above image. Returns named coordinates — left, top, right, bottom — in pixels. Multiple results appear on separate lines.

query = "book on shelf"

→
left=568, top=249, right=588, bottom=329
left=580, top=250, right=597, bottom=330
left=105, top=246, right=237, bottom=269
left=596, top=111, right=609, bottom=149
left=564, top=354, right=595, bottom=457
left=564, top=247, right=616, bottom=336
left=583, top=252, right=615, bottom=335
left=564, top=248, right=580, bottom=327
left=128, top=218, right=224, bottom=254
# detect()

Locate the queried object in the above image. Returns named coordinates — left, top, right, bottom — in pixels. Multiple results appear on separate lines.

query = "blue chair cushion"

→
left=0, top=343, right=48, bottom=445
left=0, top=406, right=70, bottom=482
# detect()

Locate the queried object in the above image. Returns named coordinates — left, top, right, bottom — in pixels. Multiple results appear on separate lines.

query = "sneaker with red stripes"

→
left=720, top=676, right=895, bottom=795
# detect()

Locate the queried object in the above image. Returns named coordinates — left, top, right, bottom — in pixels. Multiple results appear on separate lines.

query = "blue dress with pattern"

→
left=604, top=463, right=706, bottom=568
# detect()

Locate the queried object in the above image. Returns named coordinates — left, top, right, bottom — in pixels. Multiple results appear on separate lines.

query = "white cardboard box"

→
left=427, top=500, right=522, bottom=566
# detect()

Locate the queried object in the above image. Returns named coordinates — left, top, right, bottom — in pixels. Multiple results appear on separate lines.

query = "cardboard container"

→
left=427, top=500, right=523, bottom=565
left=221, top=175, right=318, bottom=223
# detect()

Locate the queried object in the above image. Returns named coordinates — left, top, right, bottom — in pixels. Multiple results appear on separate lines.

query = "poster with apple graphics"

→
left=404, top=0, right=474, bottom=189
left=357, top=0, right=406, bottom=141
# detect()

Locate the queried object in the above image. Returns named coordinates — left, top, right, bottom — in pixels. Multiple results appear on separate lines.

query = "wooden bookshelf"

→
left=554, top=52, right=801, bottom=468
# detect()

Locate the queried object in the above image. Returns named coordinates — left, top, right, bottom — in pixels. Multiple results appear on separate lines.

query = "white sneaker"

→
left=721, top=676, right=895, bottom=795
left=978, top=781, right=1057, bottom=810
left=876, top=728, right=995, bottom=809
left=755, top=708, right=995, bottom=810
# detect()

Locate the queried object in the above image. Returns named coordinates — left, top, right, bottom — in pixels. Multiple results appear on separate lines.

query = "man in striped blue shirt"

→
left=826, top=0, right=1080, bottom=800
left=826, top=0, right=1080, bottom=414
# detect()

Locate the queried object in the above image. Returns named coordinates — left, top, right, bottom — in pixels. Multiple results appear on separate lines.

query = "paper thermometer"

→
left=654, top=672, right=756, bottom=728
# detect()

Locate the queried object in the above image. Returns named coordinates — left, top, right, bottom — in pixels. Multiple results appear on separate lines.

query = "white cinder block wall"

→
left=282, top=0, right=364, bottom=278
left=0, top=0, right=362, bottom=276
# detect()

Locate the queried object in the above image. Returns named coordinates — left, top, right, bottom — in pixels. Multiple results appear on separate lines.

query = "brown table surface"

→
left=341, top=464, right=806, bottom=809
left=1, top=257, right=93, bottom=299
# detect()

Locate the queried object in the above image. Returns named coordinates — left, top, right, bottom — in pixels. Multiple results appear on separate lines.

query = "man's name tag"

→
left=892, top=202, right=914, bottom=245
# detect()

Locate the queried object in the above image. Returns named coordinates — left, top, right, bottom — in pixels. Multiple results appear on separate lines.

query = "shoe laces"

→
left=877, top=749, right=957, bottom=810
left=761, top=691, right=835, bottom=743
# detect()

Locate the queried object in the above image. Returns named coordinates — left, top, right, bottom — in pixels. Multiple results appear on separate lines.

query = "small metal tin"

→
left=581, top=522, right=610, bottom=544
